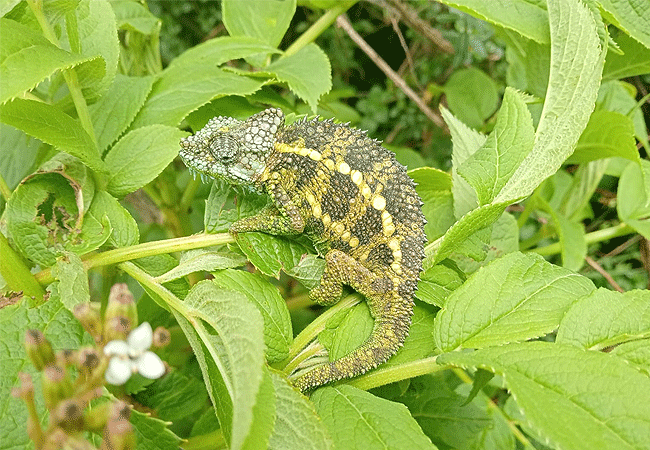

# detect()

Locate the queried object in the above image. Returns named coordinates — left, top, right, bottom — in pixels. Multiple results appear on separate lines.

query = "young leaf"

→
left=569, top=110, right=639, bottom=163
left=495, top=0, right=606, bottom=203
left=597, top=0, right=650, bottom=50
left=557, top=288, right=650, bottom=350
left=89, top=74, right=154, bottom=153
left=311, top=385, right=437, bottom=450
left=50, top=251, right=90, bottom=312
left=439, top=342, right=650, bottom=450
left=434, top=252, right=595, bottom=351
left=0, top=17, right=96, bottom=104
left=104, top=124, right=188, bottom=197
left=443, top=68, right=499, bottom=130
left=617, top=159, right=650, bottom=238
left=0, top=297, right=86, bottom=449
left=88, top=190, right=140, bottom=247
left=131, top=408, right=182, bottom=450
left=235, top=232, right=313, bottom=279
left=265, top=44, right=332, bottom=113
left=175, top=280, right=265, bottom=450
left=267, top=371, right=334, bottom=450
left=410, top=167, right=455, bottom=240
left=154, top=248, right=246, bottom=283
left=603, top=31, right=650, bottom=80
left=0, top=98, right=106, bottom=174
left=416, top=263, right=465, bottom=308
left=222, top=0, right=296, bottom=50
left=212, top=269, right=293, bottom=363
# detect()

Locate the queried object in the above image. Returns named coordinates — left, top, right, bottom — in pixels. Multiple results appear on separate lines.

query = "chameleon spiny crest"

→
left=180, top=108, right=426, bottom=392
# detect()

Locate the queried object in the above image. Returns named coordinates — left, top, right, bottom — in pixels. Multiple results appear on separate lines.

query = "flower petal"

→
left=104, top=340, right=129, bottom=357
left=135, top=351, right=165, bottom=379
left=127, top=322, right=153, bottom=355
left=105, top=357, right=133, bottom=385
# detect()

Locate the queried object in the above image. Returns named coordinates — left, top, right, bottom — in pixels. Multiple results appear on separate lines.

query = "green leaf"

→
left=104, top=124, right=188, bottom=197
left=267, top=370, right=333, bottom=450
left=285, top=253, right=326, bottom=290
left=0, top=98, right=106, bottom=174
left=212, top=269, right=293, bottom=363
left=495, top=0, right=606, bottom=203
left=598, top=80, right=649, bottom=149
left=434, top=252, right=595, bottom=351
left=154, top=248, right=246, bottom=283
left=438, top=341, right=650, bottom=450
left=0, top=297, right=86, bottom=450
left=502, top=30, right=551, bottom=99
left=265, top=44, right=332, bottom=113
left=311, top=385, right=437, bottom=450
left=441, top=107, right=485, bottom=218
left=557, top=288, right=650, bottom=349
left=235, top=232, right=312, bottom=279
left=0, top=124, right=40, bottom=190
left=319, top=302, right=373, bottom=360
left=175, top=280, right=265, bottom=450
left=443, top=68, right=499, bottom=130
left=438, top=0, right=550, bottom=43
left=598, top=0, right=650, bottom=50
left=617, top=159, right=650, bottom=238
left=88, top=190, right=139, bottom=247
left=89, top=74, right=154, bottom=153
left=603, top=31, right=650, bottom=80
left=537, top=196, right=587, bottom=271
left=222, top=0, right=296, bottom=50
left=458, top=87, right=535, bottom=205
left=50, top=251, right=90, bottom=312
left=131, top=407, right=182, bottom=450
left=610, top=339, right=650, bottom=375
left=381, top=306, right=438, bottom=367
left=242, top=368, right=276, bottom=450
left=134, top=371, right=207, bottom=422
left=70, top=0, right=119, bottom=99
left=410, top=167, right=455, bottom=240
left=559, top=159, right=610, bottom=221
left=0, top=17, right=96, bottom=104
left=570, top=110, right=639, bottom=163
left=416, top=264, right=465, bottom=308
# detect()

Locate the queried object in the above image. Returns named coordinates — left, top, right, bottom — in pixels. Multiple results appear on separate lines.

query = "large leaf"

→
left=439, top=342, right=650, bottom=450
left=597, top=0, right=650, bottom=50
left=603, top=31, right=650, bottom=80
left=222, top=0, right=296, bottom=49
left=434, top=252, right=595, bottom=351
left=617, top=159, right=650, bottom=238
left=444, top=68, right=499, bottom=130
left=569, top=109, right=639, bottom=163
left=311, top=385, right=437, bottom=450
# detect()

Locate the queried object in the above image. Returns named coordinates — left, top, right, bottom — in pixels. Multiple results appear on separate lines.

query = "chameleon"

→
left=179, top=108, right=426, bottom=392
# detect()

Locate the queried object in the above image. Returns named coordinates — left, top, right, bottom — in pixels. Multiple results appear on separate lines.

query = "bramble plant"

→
left=1, top=0, right=650, bottom=449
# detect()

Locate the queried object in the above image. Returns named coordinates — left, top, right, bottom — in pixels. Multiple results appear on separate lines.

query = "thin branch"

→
left=585, top=256, right=624, bottom=293
left=336, top=14, right=446, bottom=129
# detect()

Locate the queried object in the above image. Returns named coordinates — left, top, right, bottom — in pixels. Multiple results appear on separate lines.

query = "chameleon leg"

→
left=231, top=204, right=304, bottom=236
left=295, top=249, right=413, bottom=392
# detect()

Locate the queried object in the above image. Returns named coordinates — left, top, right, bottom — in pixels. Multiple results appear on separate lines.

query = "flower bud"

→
left=101, top=418, right=136, bottom=450
left=41, top=365, right=73, bottom=411
left=104, top=316, right=132, bottom=342
left=25, top=329, right=55, bottom=371
left=105, top=284, right=137, bottom=327
left=73, top=302, right=102, bottom=342
left=11, top=372, right=34, bottom=401
left=78, top=347, right=101, bottom=378
left=57, top=348, right=78, bottom=367
left=52, top=399, right=85, bottom=433
left=83, top=401, right=111, bottom=433
left=152, top=326, right=171, bottom=348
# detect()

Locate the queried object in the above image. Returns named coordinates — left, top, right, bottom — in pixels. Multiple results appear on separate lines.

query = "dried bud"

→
left=78, top=347, right=101, bottom=377
left=73, top=302, right=102, bottom=341
left=53, top=399, right=85, bottom=433
left=41, top=365, right=72, bottom=410
left=152, top=326, right=171, bottom=348
left=11, top=372, right=34, bottom=401
left=42, top=428, right=68, bottom=450
left=56, top=348, right=78, bottom=367
left=25, top=329, right=55, bottom=371
left=101, top=418, right=136, bottom=450
left=105, top=284, right=137, bottom=327
left=104, top=316, right=132, bottom=342
left=109, top=401, right=131, bottom=422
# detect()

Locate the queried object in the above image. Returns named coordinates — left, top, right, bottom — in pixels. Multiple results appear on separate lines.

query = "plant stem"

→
left=284, top=1, right=357, bottom=57
left=531, top=222, right=635, bottom=256
left=35, top=233, right=235, bottom=285
left=119, top=261, right=189, bottom=316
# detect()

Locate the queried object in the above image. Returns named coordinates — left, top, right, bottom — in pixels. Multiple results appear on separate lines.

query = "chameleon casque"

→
left=179, top=108, right=426, bottom=392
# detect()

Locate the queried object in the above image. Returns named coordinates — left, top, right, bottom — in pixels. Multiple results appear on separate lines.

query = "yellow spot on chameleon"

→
left=324, top=159, right=335, bottom=170
left=322, top=214, right=331, bottom=227
left=312, top=203, right=322, bottom=218
left=309, top=150, right=322, bottom=161
left=338, top=162, right=351, bottom=175
left=349, top=236, right=359, bottom=248
left=372, top=195, right=386, bottom=210
left=351, top=170, right=363, bottom=185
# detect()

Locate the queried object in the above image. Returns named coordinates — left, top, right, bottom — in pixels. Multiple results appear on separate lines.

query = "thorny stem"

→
left=35, top=233, right=235, bottom=285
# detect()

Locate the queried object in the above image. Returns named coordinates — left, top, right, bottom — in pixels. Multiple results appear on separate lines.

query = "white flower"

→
left=104, top=322, right=166, bottom=385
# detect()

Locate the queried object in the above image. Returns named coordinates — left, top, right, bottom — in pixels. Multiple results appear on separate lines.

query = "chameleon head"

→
left=179, top=108, right=285, bottom=185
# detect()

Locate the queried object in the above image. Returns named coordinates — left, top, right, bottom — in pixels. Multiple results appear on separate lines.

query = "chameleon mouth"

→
left=179, top=151, right=214, bottom=184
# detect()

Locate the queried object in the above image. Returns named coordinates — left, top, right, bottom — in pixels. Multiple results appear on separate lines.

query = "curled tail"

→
left=293, top=290, right=414, bottom=392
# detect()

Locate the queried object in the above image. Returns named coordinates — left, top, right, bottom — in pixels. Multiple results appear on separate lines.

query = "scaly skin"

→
left=179, top=108, right=426, bottom=392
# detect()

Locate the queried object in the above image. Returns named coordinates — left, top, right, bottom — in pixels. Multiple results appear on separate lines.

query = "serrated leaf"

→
left=319, top=302, right=374, bottom=360
left=444, top=67, right=499, bottom=130
left=0, top=17, right=96, bottom=104
left=617, top=159, right=650, bottom=238
left=434, top=252, right=595, bottom=351
left=134, top=370, right=207, bottom=421
left=495, top=0, right=606, bottom=203
left=410, top=167, right=455, bottom=240
left=212, top=269, right=293, bottom=363
left=598, top=0, right=650, bottom=50
left=536, top=196, right=587, bottom=271
left=502, top=30, right=551, bottom=99
left=557, top=288, right=650, bottom=349
left=0, top=297, right=86, bottom=450
left=0, top=98, right=106, bottom=174
left=50, top=251, right=90, bottom=312
left=603, top=31, right=650, bottom=80
left=311, top=385, right=437, bottom=450
left=439, top=0, right=550, bottom=43
left=235, top=232, right=312, bottom=279
left=131, top=407, right=182, bottom=450
left=438, top=341, right=650, bottom=450
left=569, top=110, right=639, bottom=163
left=285, top=253, right=326, bottom=290
left=222, top=0, right=296, bottom=50
left=458, top=87, right=535, bottom=205
left=88, top=190, right=139, bottom=247
left=266, top=44, right=332, bottom=113
left=416, top=264, right=465, bottom=308
left=267, top=370, right=333, bottom=450
left=155, top=248, right=246, bottom=283
left=89, top=74, right=154, bottom=153
left=610, top=339, right=650, bottom=375
left=104, top=124, right=188, bottom=197
left=174, top=280, right=265, bottom=450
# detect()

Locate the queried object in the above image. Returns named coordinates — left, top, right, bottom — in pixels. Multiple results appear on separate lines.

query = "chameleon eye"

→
left=209, top=134, right=240, bottom=163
